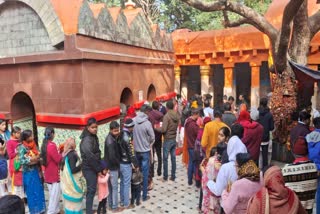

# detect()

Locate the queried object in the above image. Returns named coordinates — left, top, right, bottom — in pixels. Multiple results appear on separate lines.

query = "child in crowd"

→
left=6, top=127, right=24, bottom=199
left=200, top=144, right=226, bottom=214
left=130, top=168, right=143, bottom=208
left=97, top=161, right=109, bottom=214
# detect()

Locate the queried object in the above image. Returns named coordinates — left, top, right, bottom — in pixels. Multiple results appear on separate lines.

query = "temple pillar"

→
left=180, top=67, right=188, bottom=99
left=200, top=65, right=213, bottom=95
left=200, top=65, right=214, bottom=105
left=223, top=65, right=235, bottom=98
left=174, top=66, right=181, bottom=94
left=250, top=63, right=261, bottom=108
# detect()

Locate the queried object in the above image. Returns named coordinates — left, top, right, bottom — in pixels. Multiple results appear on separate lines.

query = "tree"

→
left=158, top=0, right=271, bottom=32
left=178, top=0, right=320, bottom=142
left=135, top=0, right=160, bottom=24
left=88, top=0, right=124, bottom=7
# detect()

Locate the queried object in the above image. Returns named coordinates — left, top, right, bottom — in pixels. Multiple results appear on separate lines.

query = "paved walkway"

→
left=26, top=154, right=200, bottom=214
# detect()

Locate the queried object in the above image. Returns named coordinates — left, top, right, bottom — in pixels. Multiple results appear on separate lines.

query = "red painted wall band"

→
left=36, top=107, right=120, bottom=126
left=35, top=92, right=177, bottom=125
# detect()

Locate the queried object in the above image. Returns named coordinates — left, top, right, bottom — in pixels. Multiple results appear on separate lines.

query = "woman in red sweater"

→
left=40, top=127, right=62, bottom=214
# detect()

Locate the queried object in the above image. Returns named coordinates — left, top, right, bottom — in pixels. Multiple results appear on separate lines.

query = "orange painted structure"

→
left=0, top=0, right=175, bottom=128
left=172, top=0, right=320, bottom=108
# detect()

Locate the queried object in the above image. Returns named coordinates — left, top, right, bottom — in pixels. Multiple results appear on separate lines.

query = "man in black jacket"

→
left=119, top=118, right=139, bottom=208
left=104, top=121, right=123, bottom=212
left=80, top=117, right=104, bottom=214
left=258, top=98, right=274, bottom=168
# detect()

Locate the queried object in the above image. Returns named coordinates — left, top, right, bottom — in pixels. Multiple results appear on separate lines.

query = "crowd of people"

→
left=0, top=93, right=319, bottom=214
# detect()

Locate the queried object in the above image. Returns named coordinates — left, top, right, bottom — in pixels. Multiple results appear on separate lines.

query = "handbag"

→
left=13, top=156, right=21, bottom=171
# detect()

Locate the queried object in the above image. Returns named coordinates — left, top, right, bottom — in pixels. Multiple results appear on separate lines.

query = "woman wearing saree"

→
left=247, top=165, right=306, bottom=214
left=60, top=138, right=84, bottom=214
left=18, top=130, right=45, bottom=214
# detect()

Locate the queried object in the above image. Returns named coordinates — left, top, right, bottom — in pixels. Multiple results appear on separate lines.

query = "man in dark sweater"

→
left=184, top=108, right=200, bottom=185
left=258, top=98, right=274, bottom=168
left=104, top=121, right=123, bottom=212
left=290, top=111, right=311, bottom=157
left=222, top=102, right=236, bottom=128
left=155, top=100, right=180, bottom=182
left=148, top=101, right=164, bottom=177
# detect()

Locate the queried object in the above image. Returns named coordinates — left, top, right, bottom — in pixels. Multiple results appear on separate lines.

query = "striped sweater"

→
left=282, top=161, right=318, bottom=214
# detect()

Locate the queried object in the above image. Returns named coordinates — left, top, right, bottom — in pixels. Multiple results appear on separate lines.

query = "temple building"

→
left=172, top=0, right=320, bottom=109
left=0, top=0, right=174, bottom=144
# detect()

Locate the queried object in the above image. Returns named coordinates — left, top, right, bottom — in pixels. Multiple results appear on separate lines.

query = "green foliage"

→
left=88, top=0, right=124, bottom=7
left=159, top=0, right=272, bottom=32
left=87, top=0, right=272, bottom=32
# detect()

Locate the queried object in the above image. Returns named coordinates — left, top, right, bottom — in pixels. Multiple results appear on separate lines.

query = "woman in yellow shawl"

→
left=60, top=138, right=85, bottom=214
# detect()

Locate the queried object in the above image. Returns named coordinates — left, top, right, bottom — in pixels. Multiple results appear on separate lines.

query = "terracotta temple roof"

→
left=48, top=0, right=173, bottom=52
left=172, top=0, right=320, bottom=56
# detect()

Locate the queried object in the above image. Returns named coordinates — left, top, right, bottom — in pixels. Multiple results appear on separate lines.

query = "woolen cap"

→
left=124, top=118, right=135, bottom=128
left=293, top=137, right=308, bottom=156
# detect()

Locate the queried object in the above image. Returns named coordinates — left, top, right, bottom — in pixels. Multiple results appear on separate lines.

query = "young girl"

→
left=40, top=127, right=62, bottom=214
left=6, top=127, right=23, bottom=198
left=218, top=127, right=231, bottom=164
left=201, top=143, right=227, bottom=214
left=97, top=162, right=109, bottom=214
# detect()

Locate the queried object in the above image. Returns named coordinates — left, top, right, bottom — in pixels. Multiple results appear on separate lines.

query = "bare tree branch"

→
left=222, top=11, right=249, bottom=28
left=275, top=0, right=305, bottom=72
left=135, top=0, right=160, bottom=24
left=309, top=10, right=320, bottom=39
left=180, top=0, right=278, bottom=42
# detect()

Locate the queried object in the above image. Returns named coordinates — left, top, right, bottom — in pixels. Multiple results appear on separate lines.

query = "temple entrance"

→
left=181, top=66, right=201, bottom=100
left=235, top=63, right=252, bottom=107
left=212, top=64, right=224, bottom=108
left=11, top=92, right=38, bottom=144
left=147, top=84, right=156, bottom=101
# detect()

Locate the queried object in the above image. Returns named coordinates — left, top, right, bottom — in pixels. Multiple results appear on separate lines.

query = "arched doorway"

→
left=120, top=87, right=134, bottom=127
left=120, top=87, right=134, bottom=106
left=11, top=92, right=38, bottom=144
left=147, top=84, right=156, bottom=101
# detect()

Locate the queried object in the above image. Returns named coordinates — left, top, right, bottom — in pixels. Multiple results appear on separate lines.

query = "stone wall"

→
left=78, top=1, right=173, bottom=52
left=0, top=2, right=56, bottom=57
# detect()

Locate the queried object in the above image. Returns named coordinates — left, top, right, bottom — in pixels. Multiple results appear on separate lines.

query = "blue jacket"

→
left=306, top=129, right=320, bottom=170
left=0, top=158, right=7, bottom=180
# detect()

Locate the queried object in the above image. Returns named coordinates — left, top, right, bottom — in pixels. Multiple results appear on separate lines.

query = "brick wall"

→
left=0, top=2, right=56, bottom=57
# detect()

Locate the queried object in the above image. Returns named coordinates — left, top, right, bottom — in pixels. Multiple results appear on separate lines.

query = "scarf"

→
left=237, top=110, right=250, bottom=123
left=62, top=138, right=76, bottom=157
left=247, top=166, right=301, bottom=214
left=22, top=141, right=39, bottom=156
left=238, top=160, right=260, bottom=182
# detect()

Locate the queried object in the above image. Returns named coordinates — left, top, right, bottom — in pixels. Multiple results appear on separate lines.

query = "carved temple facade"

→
left=0, top=0, right=174, bottom=144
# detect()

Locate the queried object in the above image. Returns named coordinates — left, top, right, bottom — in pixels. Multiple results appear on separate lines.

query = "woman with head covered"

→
left=247, top=165, right=306, bottom=214
left=207, top=124, right=247, bottom=197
